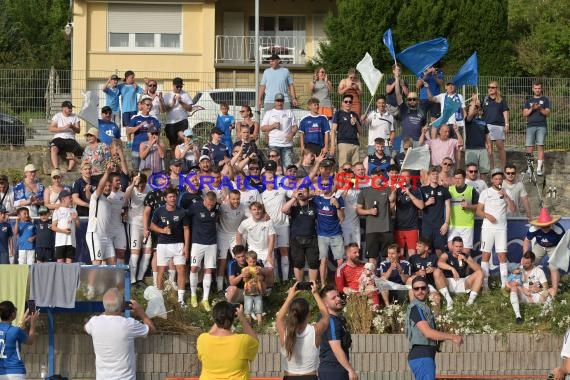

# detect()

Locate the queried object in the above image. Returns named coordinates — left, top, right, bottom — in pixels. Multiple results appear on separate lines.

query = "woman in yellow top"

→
left=197, top=301, right=259, bottom=380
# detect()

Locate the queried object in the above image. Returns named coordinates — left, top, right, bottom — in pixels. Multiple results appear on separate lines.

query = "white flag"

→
left=375, top=278, right=410, bottom=291
left=549, top=229, right=570, bottom=271
left=356, top=52, right=383, bottom=96
left=78, top=90, right=100, bottom=128
left=401, top=144, right=431, bottom=171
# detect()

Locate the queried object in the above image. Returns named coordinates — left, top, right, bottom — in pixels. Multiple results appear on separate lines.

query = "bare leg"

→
left=50, top=146, right=59, bottom=169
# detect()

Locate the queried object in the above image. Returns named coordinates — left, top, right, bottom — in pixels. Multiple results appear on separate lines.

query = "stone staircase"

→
left=25, top=92, right=74, bottom=147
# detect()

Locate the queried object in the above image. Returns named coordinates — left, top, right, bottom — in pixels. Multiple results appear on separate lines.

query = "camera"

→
left=27, top=299, right=36, bottom=312
left=296, top=282, right=313, bottom=291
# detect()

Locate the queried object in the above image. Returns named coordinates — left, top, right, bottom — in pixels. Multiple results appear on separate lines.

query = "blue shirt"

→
left=378, top=259, right=411, bottom=284
left=118, top=83, right=143, bottom=112
left=299, top=114, right=330, bottom=147
left=201, top=142, right=230, bottom=166
left=0, top=222, right=13, bottom=254
left=17, top=221, right=35, bottom=250
left=186, top=201, right=219, bottom=245
left=314, top=195, right=345, bottom=237
left=526, top=222, right=564, bottom=248
left=418, top=69, right=444, bottom=100
left=0, top=322, right=28, bottom=375
left=97, top=119, right=121, bottom=146
left=129, top=115, right=161, bottom=153
left=103, top=86, right=120, bottom=112
left=332, top=110, right=359, bottom=145
left=399, top=103, right=426, bottom=141
left=482, top=96, right=509, bottom=126
left=524, top=96, right=550, bottom=127
left=34, top=219, right=54, bottom=248
left=151, top=206, right=189, bottom=245
left=319, top=314, right=351, bottom=371
left=215, top=114, right=235, bottom=150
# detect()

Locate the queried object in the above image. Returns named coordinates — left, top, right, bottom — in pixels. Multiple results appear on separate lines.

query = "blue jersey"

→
left=0, top=322, right=28, bottom=375
left=418, top=69, right=444, bottom=100
left=17, top=221, right=35, bottom=250
left=299, top=114, right=330, bottom=147
left=0, top=222, right=13, bottom=254
left=103, top=86, right=120, bottom=112
left=97, top=119, right=121, bottom=146
left=201, top=142, right=230, bottom=167
left=129, top=115, right=161, bottom=153
left=215, top=114, right=235, bottom=150
left=378, top=259, right=411, bottom=284
left=526, top=222, right=565, bottom=248
left=118, top=83, right=143, bottom=112
left=313, top=195, right=345, bottom=237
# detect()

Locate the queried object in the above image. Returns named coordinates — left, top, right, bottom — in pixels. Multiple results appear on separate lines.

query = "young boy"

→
left=14, top=207, right=36, bottom=265
left=299, top=97, right=330, bottom=155
left=102, top=73, right=121, bottom=125
left=35, top=206, right=55, bottom=263
left=52, top=190, right=79, bottom=263
left=241, top=250, right=264, bottom=324
left=215, top=102, right=235, bottom=150
left=0, top=205, right=14, bottom=264
left=378, top=243, right=411, bottom=305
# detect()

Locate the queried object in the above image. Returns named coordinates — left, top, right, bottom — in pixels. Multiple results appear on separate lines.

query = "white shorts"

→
left=341, top=221, right=361, bottom=247
left=87, top=232, right=115, bottom=261
left=157, top=243, right=186, bottom=266
left=447, top=227, right=474, bottom=249
left=109, top=225, right=127, bottom=250
left=190, top=243, right=217, bottom=269
left=128, top=224, right=152, bottom=251
left=18, top=249, right=35, bottom=265
left=274, top=225, right=290, bottom=248
left=0, top=375, right=26, bottom=380
left=446, top=277, right=469, bottom=293
left=217, top=232, right=237, bottom=260
left=517, top=290, right=542, bottom=304
left=480, top=228, right=507, bottom=253
left=488, top=124, right=505, bottom=141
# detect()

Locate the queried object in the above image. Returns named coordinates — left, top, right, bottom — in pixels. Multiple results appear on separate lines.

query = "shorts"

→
left=394, top=229, right=419, bottom=251
left=157, top=243, right=186, bottom=266
left=274, top=225, right=290, bottom=248
left=18, top=249, right=35, bottom=265
left=517, top=290, right=543, bottom=304
left=55, top=245, right=75, bottom=260
left=525, top=126, right=547, bottom=146
left=480, top=227, right=507, bottom=253
left=446, top=277, right=468, bottom=293
left=244, top=294, right=263, bottom=315
left=290, top=235, right=319, bottom=269
left=318, top=370, right=348, bottom=380
left=447, top=227, right=474, bottom=249
left=49, top=137, right=84, bottom=157
left=341, top=224, right=361, bottom=247
left=318, top=234, right=344, bottom=260
left=487, top=124, right=505, bottom=141
left=190, top=243, right=217, bottom=269
left=408, top=357, right=436, bottom=380
left=365, top=232, right=394, bottom=260
left=305, top=142, right=323, bottom=155
left=36, top=247, right=54, bottom=262
left=165, top=119, right=188, bottom=146
left=217, top=232, right=237, bottom=260
left=87, top=233, right=116, bottom=261
left=122, top=111, right=137, bottom=127
left=109, top=225, right=127, bottom=250
left=465, top=149, right=490, bottom=174
left=532, top=244, right=556, bottom=266
left=337, top=143, right=360, bottom=165
left=129, top=224, right=152, bottom=251
left=421, top=225, right=447, bottom=252
left=318, top=106, right=334, bottom=119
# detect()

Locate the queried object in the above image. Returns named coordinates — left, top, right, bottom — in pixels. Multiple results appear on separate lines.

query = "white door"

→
left=223, top=12, right=245, bottom=63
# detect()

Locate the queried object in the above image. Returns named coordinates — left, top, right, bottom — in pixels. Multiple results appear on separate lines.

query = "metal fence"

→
left=0, top=68, right=569, bottom=150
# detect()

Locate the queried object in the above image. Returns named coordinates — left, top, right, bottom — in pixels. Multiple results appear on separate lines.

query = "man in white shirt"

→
left=85, top=288, right=155, bottom=380
left=363, top=95, right=394, bottom=156
left=162, top=77, right=193, bottom=150
left=261, top=93, right=298, bottom=167
left=465, top=162, right=488, bottom=194
left=427, top=81, right=466, bottom=138
left=0, top=175, right=14, bottom=214
left=107, top=172, right=128, bottom=265
left=49, top=100, right=82, bottom=171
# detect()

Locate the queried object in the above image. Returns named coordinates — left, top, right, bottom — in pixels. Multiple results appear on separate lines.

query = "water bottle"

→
left=458, top=255, right=464, bottom=268
left=553, top=187, right=557, bottom=198
left=40, top=363, right=47, bottom=379
left=373, top=200, right=379, bottom=217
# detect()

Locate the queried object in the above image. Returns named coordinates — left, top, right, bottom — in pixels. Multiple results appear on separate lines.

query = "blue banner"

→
left=383, top=29, right=396, bottom=61
left=453, top=52, right=478, bottom=88
left=396, top=37, right=449, bottom=77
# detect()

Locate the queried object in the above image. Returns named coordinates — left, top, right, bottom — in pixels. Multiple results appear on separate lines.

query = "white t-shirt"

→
left=261, top=188, right=289, bottom=227
left=465, top=178, right=488, bottom=194
left=479, top=186, right=512, bottom=229
left=163, top=91, right=193, bottom=124
left=433, top=93, right=465, bottom=126
left=522, top=265, right=548, bottom=288
left=87, top=193, right=112, bottom=234
left=237, top=217, right=276, bottom=261
left=503, top=181, right=528, bottom=217
left=52, top=206, right=77, bottom=247
left=127, top=187, right=148, bottom=226
left=561, top=329, right=570, bottom=358
left=262, top=109, right=297, bottom=147
left=107, top=190, right=126, bottom=228
left=52, top=112, right=80, bottom=139
left=366, top=110, right=394, bottom=146
left=336, top=189, right=360, bottom=226
left=218, top=203, right=247, bottom=235
left=85, top=314, right=149, bottom=380
left=240, top=189, right=262, bottom=217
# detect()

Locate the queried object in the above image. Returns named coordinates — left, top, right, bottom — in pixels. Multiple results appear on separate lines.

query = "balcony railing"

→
left=215, top=35, right=326, bottom=65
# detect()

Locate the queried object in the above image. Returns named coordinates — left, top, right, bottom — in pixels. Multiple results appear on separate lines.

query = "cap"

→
left=490, top=168, right=504, bottom=177
left=211, top=127, right=224, bottom=135
left=320, top=158, right=334, bottom=168
left=446, top=80, right=456, bottom=85
left=51, top=169, right=62, bottom=178
left=264, top=160, right=277, bottom=172
left=147, top=125, right=159, bottom=134
left=61, top=100, right=74, bottom=108
left=110, top=74, right=119, bottom=80
left=172, top=77, right=184, bottom=86
left=85, top=127, right=99, bottom=138
left=199, top=155, right=211, bottom=162
left=274, top=93, right=285, bottom=101
left=139, top=95, right=152, bottom=102
left=24, top=164, right=37, bottom=172
left=101, top=106, right=112, bottom=114
left=407, top=91, right=418, bottom=99
left=38, top=206, right=49, bottom=214
left=269, top=53, right=281, bottom=61
left=0, top=205, right=6, bottom=213
left=183, top=128, right=193, bottom=137
left=170, top=158, right=183, bottom=166
left=188, top=165, right=200, bottom=173
left=58, top=190, right=72, bottom=200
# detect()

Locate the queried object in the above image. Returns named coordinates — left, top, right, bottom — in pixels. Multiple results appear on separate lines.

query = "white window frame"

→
left=108, top=33, right=182, bottom=52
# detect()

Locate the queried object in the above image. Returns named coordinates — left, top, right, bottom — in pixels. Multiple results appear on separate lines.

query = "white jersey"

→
left=503, top=181, right=528, bottom=217
left=261, top=108, right=297, bottom=147
left=261, top=188, right=289, bottom=227
left=108, top=190, right=126, bottom=228
left=163, top=91, right=193, bottom=124
left=237, top=217, right=276, bottom=261
left=218, top=203, right=247, bottom=235
left=366, top=110, right=394, bottom=146
left=336, top=189, right=360, bottom=226
left=52, top=112, right=80, bottom=139
left=52, top=206, right=77, bottom=247
left=522, top=265, right=548, bottom=289
left=240, top=189, right=262, bottom=217
left=127, top=187, right=148, bottom=226
left=479, top=186, right=512, bottom=229
left=86, top=193, right=113, bottom=234
left=561, top=329, right=570, bottom=359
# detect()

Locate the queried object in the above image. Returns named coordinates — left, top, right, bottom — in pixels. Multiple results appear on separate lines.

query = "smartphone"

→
left=123, top=301, right=132, bottom=310
left=27, top=299, right=36, bottom=312
left=296, top=282, right=313, bottom=291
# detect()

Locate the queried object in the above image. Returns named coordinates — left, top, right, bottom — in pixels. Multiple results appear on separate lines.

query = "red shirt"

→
left=335, top=261, right=364, bottom=294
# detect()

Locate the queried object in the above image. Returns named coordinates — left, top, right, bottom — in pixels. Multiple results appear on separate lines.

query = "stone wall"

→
left=22, top=333, right=559, bottom=380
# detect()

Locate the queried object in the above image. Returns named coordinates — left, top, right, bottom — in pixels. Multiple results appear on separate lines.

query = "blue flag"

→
left=431, top=96, right=462, bottom=129
left=453, top=52, right=478, bottom=88
left=396, top=38, right=449, bottom=77
left=383, top=29, right=396, bottom=61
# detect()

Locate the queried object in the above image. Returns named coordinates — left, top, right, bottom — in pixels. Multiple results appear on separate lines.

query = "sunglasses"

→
left=249, top=167, right=260, bottom=170
left=269, top=154, right=278, bottom=158
left=176, top=85, right=183, bottom=89
left=488, top=86, right=497, bottom=89
left=102, top=111, right=112, bottom=114
left=442, top=162, right=452, bottom=166
left=413, top=286, right=428, bottom=291
left=505, top=171, right=516, bottom=175
left=240, top=110, right=247, bottom=113
left=468, top=170, right=478, bottom=173
left=343, top=100, right=353, bottom=104
left=148, top=84, right=157, bottom=87
left=407, top=98, right=417, bottom=101
left=342, top=167, right=352, bottom=171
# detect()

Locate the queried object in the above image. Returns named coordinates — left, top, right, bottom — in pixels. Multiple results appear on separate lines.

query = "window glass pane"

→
left=161, top=34, right=180, bottom=48
left=109, top=33, right=129, bottom=47
left=135, top=33, right=154, bottom=47
left=249, top=16, right=275, bottom=32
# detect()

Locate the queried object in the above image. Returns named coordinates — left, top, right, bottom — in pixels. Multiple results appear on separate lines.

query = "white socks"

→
left=168, top=269, right=176, bottom=283
left=129, top=254, right=139, bottom=284
left=152, top=271, right=158, bottom=287
left=510, top=292, right=521, bottom=318
left=189, top=272, right=199, bottom=296
left=216, top=276, right=224, bottom=292
left=138, top=254, right=151, bottom=281
left=537, top=159, right=543, bottom=171
left=499, top=263, right=508, bottom=288
left=481, top=261, right=490, bottom=290
left=467, top=291, right=478, bottom=305
left=177, top=289, right=185, bottom=303
left=281, top=256, right=290, bottom=281
left=439, top=287, right=453, bottom=307
left=203, top=273, right=212, bottom=301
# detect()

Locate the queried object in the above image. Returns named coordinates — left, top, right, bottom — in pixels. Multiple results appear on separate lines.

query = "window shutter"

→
left=108, top=4, right=182, bottom=34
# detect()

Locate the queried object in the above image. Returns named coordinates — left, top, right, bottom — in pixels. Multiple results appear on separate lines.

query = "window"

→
left=108, top=4, right=182, bottom=51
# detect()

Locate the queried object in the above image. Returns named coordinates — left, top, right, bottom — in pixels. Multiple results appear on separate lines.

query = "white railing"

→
left=215, top=35, right=327, bottom=64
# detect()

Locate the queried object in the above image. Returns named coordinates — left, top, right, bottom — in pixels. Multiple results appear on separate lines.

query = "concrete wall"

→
left=21, top=333, right=560, bottom=380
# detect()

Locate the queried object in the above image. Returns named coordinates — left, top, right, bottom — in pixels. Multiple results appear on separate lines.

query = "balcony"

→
left=215, top=35, right=327, bottom=65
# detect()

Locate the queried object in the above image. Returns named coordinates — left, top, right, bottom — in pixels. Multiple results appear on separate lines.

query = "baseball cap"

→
left=38, top=206, right=49, bottom=215
left=172, top=77, right=184, bottom=86
left=50, top=169, right=62, bottom=178
left=490, top=168, right=504, bottom=177
left=170, top=158, right=183, bottom=166
left=24, top=164, right=37, bottom=172
left=61, top=100, right=74, bottom=108
left=85, top=127, right=99, bottom=138
left=446, top=80, right=455, bottom=85
left=183, top=128, right=193, bottom=137
left=199, top=155, right=211, bottom=162
left=110, top=74, right=119, bottom=80
left=274, top=93, right=285, bottom=101
left=58, top=190, right=72, bottom=200
left=211, top=127, right=224, bottom=135
left=101, top=106, right=112, bottom=114
left=269, top=53, right=281, bottom=61
left=320, top=158, right=334, bottom=168
left=264, top=160, right=277, bottom=172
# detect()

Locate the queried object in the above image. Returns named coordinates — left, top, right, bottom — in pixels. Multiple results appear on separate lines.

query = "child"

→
left=507, top=267, right=523, bottom=287
left=0, top=205, right=14, bottom=264
left=35, top=206, right=55, bottom=263
left=14, top=207, right=36, bottom=265
left=359, top=262, right=380, bottom=305
left=215, top=102, right=235, bottom=150
left=51, top=190, right=79, bottom=263
left=102, top=74, right=121, bottom=125
left=241, top=251, right=264, bottom=324
left=395, top=137, right=413, bottom=167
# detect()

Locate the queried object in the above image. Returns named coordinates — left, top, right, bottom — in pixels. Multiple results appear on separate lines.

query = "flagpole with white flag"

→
left=356, top=52, right=383, bottom=117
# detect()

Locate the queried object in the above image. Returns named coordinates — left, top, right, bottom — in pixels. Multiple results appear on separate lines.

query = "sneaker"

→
left=446, top=303, right=454, bottom=311
left=537, top=168, right=543, bottom=176
left=190, top=295, right=198, bottom=308
left=178, top=300, right=188, bottom=309
left=516, top=317, right=523, bottom=325
left=201, top=300, right=211, bottom=312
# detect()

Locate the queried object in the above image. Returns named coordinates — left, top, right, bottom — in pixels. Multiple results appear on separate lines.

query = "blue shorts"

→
left=408, top=357, right=436, bottom=380
left=122, top=111, right=137, bottom=127
left=525, top=126, right=547, bottom=147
